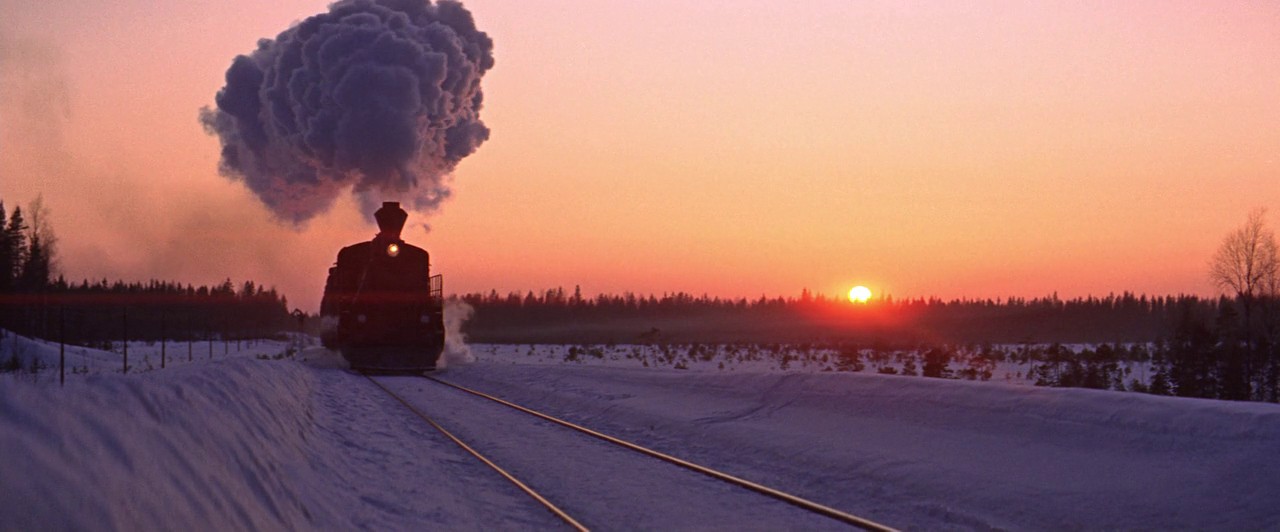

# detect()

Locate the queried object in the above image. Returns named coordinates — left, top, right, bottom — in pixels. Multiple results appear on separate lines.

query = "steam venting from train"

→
left=200, top=0, right=494, bottom=224
left=440, top=299, right=475, bottom=368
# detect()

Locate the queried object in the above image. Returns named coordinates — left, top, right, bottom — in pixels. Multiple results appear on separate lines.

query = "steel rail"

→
left=426, top=375, right=898, bottom=532
left=363, top=374, right=588, bottom=532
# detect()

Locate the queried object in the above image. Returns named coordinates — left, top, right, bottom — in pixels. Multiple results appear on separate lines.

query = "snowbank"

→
left=0, top=359, right=326, bottom=530
left=0, top=350, right=573, bottom=530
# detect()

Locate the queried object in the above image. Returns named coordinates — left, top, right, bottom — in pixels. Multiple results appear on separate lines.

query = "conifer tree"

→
left=20, top=235, right=50, bottom=291
left=0, top=201, right=10, bottom=295
left=4, top=207, right=27, bottom=290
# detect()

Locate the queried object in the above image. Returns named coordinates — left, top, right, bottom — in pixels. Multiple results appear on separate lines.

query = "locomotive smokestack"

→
left=375, top=202, right=408, bottom=240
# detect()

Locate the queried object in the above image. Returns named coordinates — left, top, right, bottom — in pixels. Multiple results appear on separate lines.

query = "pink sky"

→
left=1, top=0, right=1278, bottom=311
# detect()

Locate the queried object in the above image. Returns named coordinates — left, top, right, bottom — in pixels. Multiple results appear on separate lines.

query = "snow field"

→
left=442, top=357, right=1280, bottom=530
left=3, top=330, right=1278, bottom=530
left=472, top=342, right=1157, bottom=388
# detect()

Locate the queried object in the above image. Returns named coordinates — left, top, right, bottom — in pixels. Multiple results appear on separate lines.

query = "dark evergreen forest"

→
left=0, top=197, right=298, bottom=346
left=458, top=287, right=1195, bottom=344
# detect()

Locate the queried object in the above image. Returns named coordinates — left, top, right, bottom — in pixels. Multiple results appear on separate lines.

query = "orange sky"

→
left=1, top=0, right=1278, bottom=311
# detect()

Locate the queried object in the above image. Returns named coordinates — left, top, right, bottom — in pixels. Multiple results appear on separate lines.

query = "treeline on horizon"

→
left=0, top=195, right=297, bottom=346
left=458, top=287, right=1280, bottom=402
left=457, top=286, right=1200, bottom=344
left=3, top=278, right=299, bottom=347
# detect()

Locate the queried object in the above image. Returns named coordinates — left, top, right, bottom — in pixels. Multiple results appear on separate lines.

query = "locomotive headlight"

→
left=386, top=243, right=400, bottom=257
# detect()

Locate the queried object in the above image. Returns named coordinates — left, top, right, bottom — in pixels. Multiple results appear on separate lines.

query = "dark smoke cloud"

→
left=200, top=0, right=494, bottom=225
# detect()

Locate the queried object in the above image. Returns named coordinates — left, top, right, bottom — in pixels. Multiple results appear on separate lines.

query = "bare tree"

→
left=1209, top=208, right=1279, bottom=398
left=23, top=194, right=58, bottom=282
left=1211, top=208, right=1279, bottom=305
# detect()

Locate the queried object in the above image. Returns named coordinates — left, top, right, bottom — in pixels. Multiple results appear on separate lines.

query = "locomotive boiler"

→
left=320, top=202, right=444, bottom=372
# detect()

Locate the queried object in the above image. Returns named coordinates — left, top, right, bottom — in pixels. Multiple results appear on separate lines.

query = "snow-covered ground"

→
left=3, top=331, right=1278, bottom=530
left=471, top=343, right=1156, bottom=388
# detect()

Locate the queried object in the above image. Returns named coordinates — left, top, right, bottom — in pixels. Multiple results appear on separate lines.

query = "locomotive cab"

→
left=320, top=202, right=445, bottom=372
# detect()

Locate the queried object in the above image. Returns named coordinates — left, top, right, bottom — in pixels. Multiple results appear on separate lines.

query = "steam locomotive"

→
left=320, top=202, right=445, bottom=372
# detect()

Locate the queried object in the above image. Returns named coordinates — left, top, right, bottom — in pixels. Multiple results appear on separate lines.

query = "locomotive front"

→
left=320, top=202, right=445, bottom=372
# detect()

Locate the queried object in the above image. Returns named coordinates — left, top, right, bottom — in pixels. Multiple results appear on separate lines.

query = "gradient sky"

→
left=1, top=0, right=1277, bottom=311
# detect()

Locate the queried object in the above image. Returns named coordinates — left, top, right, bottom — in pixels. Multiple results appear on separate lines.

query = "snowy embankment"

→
left=0, top=358, right=323, bottom=530
left=2, top=330, right=1279, bottom=530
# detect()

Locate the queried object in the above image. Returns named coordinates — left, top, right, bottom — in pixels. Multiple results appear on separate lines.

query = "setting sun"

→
left=849, top=286, right=872, bottom=304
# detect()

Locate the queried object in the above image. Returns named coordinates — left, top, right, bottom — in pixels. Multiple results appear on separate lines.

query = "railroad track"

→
left=364, top=372, right=897, bottom=532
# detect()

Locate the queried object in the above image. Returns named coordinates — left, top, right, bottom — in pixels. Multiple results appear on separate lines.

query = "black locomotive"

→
left=320, top=202, right=444, bottom=372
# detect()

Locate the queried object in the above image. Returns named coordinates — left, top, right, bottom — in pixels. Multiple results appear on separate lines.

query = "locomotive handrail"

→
left=429, top=274, right=443, bottom=300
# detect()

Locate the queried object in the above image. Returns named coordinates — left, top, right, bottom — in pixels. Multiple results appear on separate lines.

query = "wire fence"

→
left=0, top=306, right=312, bottom=386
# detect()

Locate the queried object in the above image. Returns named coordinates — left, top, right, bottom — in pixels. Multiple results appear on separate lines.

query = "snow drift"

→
left=0, top=360, right=326, bottom=530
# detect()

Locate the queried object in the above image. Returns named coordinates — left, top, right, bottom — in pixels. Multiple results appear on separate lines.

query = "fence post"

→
left=122, top=307, right=129, bottom=374
left=208, top=325, right=213, bottom=360
left=223, top=319, right=229, bottom=356
left=187, top=314, right=193, bottom=362
left=161, top=313, right=166, bottom=369
left=59, top=307, right=65, bottom=387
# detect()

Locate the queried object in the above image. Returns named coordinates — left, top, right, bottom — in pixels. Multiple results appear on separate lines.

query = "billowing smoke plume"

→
left=200, top=0, right=494, bottom=225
